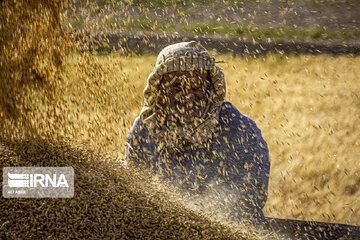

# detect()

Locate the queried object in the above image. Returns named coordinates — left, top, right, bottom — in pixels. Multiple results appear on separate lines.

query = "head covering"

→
left=140, top=41, right=226, bottom=148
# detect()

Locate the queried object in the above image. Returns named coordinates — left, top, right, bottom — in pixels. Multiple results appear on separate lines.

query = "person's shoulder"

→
left=219, top=101, right=248, bottom=122
left=219, top=101, right=258, bottom=131
left=220, top=101, right=242, bottom=115
left=127, top=116, right=148, bottom=139
left=129, top=116, right=143, bottom=131
left=133, top=116, right=142, bottom=126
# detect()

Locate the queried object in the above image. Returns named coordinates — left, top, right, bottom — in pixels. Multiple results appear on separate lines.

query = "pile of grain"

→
left=1, top=138, right=259, bottom=239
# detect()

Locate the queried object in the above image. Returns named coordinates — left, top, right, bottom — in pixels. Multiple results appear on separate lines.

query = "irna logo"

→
left=3, top=167, right=74, bottom=198
left=8, top=173, right=69, bottom=188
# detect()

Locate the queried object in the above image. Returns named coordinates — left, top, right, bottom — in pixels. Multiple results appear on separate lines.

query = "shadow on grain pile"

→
left=0, top=138, right=261, bottom=239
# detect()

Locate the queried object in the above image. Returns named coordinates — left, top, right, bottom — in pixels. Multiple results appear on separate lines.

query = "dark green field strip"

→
left=73, top=31, right=360, bottom=56
left=69, top=15, right=360, bottom=42
left=182, top=23, right=360, bottom=42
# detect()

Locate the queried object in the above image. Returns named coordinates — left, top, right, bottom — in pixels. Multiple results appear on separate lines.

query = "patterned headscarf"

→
left=140, top=41, right=226, bottom=147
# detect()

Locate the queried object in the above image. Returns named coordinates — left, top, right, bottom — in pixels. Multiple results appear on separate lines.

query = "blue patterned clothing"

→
left=126, top=101, right=270, bottom=224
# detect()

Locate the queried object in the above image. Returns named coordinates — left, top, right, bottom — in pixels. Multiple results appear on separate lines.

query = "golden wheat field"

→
left=58, top=53, right=359, bottom=226
left=2, top=52, right=359, bottom=227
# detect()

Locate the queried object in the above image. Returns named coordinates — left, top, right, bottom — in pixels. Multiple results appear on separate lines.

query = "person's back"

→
left=126, top=41, right=270, bottom=226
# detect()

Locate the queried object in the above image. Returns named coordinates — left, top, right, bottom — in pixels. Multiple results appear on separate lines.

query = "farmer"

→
left=125, top=41, right=270, bottom=226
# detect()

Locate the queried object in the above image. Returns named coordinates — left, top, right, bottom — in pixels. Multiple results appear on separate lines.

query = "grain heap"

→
left=0, top=139, right=260, bottom=239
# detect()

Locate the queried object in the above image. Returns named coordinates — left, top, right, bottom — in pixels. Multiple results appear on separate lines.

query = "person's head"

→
left=140, top=41, right=226, bottom=144
left=160, top=69, right=210, bottom=123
